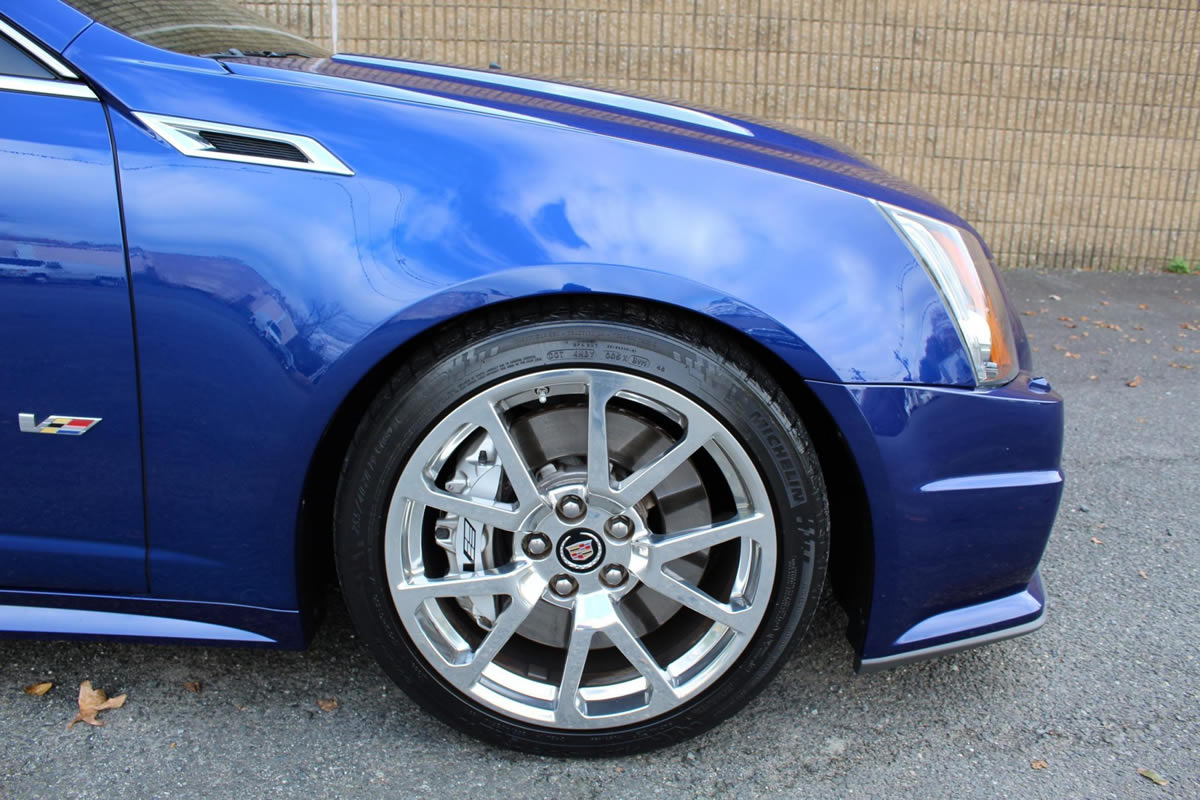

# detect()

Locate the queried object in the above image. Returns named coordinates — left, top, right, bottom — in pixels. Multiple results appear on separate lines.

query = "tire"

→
left=335, top=298, right=829, bottom=755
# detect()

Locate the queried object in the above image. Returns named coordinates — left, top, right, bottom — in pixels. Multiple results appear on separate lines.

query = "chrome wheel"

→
left=384, top=368, right=777, bottom=729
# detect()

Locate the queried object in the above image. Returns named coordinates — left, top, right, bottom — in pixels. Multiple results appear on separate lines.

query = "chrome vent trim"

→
left=133, top=112, right=354, bottom=176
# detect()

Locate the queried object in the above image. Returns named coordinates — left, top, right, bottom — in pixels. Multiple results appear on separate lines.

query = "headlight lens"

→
left=878, top=202, right=1017, bottom=386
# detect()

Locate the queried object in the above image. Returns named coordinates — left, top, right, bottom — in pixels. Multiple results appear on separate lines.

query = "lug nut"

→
left=522, top=533, right=551, bottom=558
left=550, top=574, right=578, bottom=597
left=557, top=494, right=586, bottom=521
left=600, top=564, right=628, bottom=588
left=605, top=516, right=633, bottom=540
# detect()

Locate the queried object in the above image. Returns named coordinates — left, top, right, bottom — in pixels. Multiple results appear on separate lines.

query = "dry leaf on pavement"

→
left=1138, top=768, right=1169, bottom=786
left=317, top=697, right=338, bottom=712
left=1126, top=376, right=1142, bottom=387
left=1032, top=759, right=1049, bottom=770
left=24, top=682, right=53, bottom=696
left=183, top=681, right=202, bottom=693
left=67, top=680, right=127, bottom=729
left=1091, top=537, right=1104, bottom=545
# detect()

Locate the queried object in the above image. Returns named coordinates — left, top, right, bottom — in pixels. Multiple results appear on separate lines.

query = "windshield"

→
left=66, top=0, right=329, bottom=58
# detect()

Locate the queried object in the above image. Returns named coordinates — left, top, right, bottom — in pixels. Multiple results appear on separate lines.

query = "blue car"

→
left=0, top=0, right=1063, bottom=754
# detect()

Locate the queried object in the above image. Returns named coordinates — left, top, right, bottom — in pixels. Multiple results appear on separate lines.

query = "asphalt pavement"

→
left=1, top=270, right=1197, bottom=799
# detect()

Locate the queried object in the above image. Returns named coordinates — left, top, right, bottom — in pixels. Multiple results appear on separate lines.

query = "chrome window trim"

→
left=133, top=112, right=355, bottom=176
left=0, top=17, right=81, bottom=79
left=0, top=73, right=96, bottom=100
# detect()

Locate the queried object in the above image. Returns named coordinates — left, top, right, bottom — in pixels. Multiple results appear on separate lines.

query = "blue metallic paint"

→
left=0, top=88, right=146, bottom=594
left=0, top=2, right=1062, bottom=668
left=1, top=1, right=89, bottom=52
left=808, top=373, right=1063, bottom=660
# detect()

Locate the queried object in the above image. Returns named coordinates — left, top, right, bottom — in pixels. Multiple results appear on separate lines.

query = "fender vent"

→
left=133, top=112, right=354, bottom=176
left=197, top=130, right=308, bottom=162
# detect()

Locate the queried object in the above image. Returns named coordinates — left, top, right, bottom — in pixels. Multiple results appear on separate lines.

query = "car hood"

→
left=221, top=54, right=957, bottom=221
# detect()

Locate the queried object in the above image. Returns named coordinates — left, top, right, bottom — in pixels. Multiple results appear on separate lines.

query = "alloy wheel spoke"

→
left=555, top=623, right=595, bottom=725
left=409, top=478, right=527, bottom=531
left=638, top=569, right=756, bottom=634
left=603, top=612, right=679, bottom=706
left=392, top=562, right=533, bottom=609
left=613, top=418, right=718, bottom=506
left=644, top=513, right=771, bottom=566
left=471, top=397, right=543, bottom=509
left=585, top=373, right=620, bottom=493
left=443, top=593, right=539, bottom=689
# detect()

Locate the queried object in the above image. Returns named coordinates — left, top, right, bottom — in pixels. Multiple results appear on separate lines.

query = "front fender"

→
left=74, top=22, right=974, bottom=617
left=318, top=262, right=838, bottom=395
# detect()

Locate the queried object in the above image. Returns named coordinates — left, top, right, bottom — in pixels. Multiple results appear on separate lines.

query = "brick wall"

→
left=240, top=1, right=1200, bottom=272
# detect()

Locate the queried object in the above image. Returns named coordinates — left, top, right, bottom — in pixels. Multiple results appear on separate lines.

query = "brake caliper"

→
left=435, top=431, right=503, bottom=629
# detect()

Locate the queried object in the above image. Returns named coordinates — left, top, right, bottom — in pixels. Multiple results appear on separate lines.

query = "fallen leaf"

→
left=24, top=682, right=53, bottom=696
left=1021, top=310, right=1038, bottom=316
left=1138, top=768, right=1169, bottom=786
left=1058, top=316, right=1073, bottom=322
left=1168, top=362, right=1193, bottom=370
left=1080, top=315, right=1089, bottom=321
left=1063, top=323, right=1077, bottom=328
left=1091, top=536, right=1104, bottom=544
left=183, top=681, right=201, bottom=694
left=1100, top=300, right=1111, bottom=305
left=1181, top=322, right=1198, bottom=331
left=1053, top=343, right=1067, bottom=351
left=1138, top=303, right=1148, bottom=310
left=1138, top=569, right=1148, bottom=579
left=1065, top=352, right=1081, bottom=359
left=317, top=697, right=338, bottom=712
left=1089, top=375, right=1098, bottom=380
left=169, top=742, right=177, bottom=749
left=1127, top=376, right=1142, bottom=387
left=1049, top=294, right=1061, bottom=301
left=1032, top=759, right=1049, bottom=770
left=68, top=680, right=127, bottom=729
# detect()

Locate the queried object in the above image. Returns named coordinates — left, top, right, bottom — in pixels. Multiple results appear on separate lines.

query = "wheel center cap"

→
left=556, top=528, right=605, bottom=573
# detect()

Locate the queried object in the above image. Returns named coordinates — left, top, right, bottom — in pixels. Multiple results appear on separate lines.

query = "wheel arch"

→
left=295, top=286, right=874, bottom=662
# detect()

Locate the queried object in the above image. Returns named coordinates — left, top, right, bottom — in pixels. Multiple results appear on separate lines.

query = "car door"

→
left=0, top=19, right=146, bottom=593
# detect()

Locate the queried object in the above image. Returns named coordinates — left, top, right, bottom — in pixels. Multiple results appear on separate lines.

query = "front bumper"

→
left=857, top=570, right=1046, bottom=672
left=806, top=372, right=1064, bottom=670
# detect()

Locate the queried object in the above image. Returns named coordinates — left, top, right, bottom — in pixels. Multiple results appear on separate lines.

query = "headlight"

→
left=878, top=202, right=1017, bottom=387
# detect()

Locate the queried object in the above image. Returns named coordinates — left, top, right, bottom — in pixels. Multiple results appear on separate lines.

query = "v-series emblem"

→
left=18, top=413, right=101, bottom=436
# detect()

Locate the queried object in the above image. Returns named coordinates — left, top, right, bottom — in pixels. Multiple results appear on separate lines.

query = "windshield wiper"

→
left=199, top=48, right=311, bottom=59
